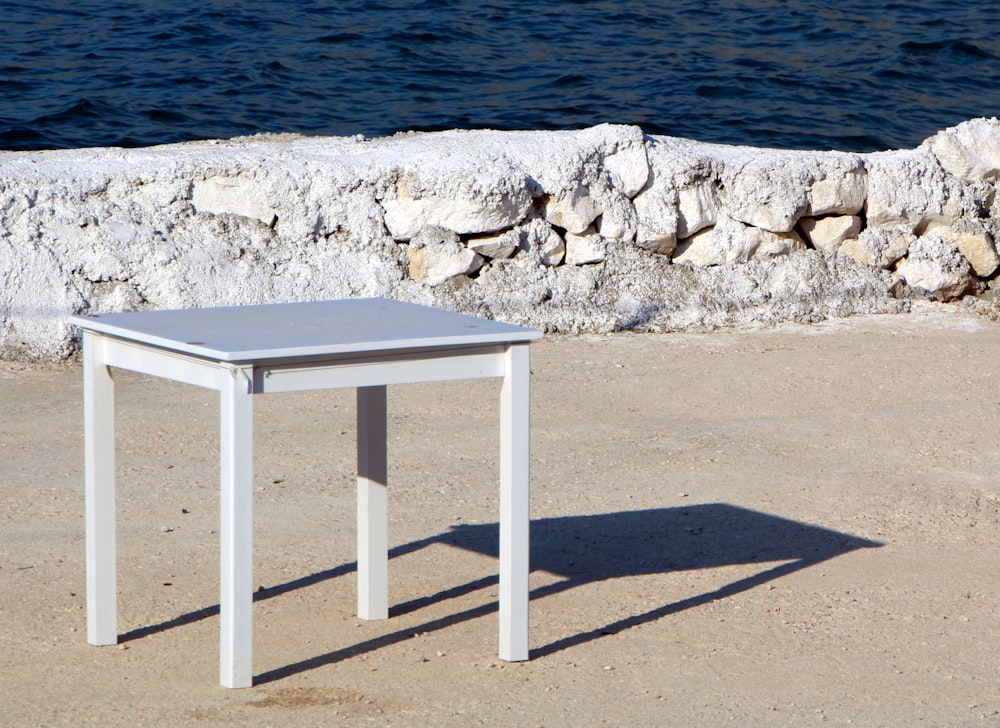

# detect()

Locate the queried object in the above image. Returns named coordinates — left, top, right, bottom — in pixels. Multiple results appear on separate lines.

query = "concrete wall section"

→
left=2, top=119, right=998, bottom=359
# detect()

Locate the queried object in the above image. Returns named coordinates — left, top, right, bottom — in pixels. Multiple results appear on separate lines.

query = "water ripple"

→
left=1, top=0, right=999, bottom=152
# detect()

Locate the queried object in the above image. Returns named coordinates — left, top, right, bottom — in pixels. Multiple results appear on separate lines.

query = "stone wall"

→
left=2, top=118, right=998, bottom=359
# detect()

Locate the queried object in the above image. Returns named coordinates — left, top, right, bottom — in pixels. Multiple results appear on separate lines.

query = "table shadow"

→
left=432, top=504, right=881, bottom=658
left=119, top=503, right=880, bottom=685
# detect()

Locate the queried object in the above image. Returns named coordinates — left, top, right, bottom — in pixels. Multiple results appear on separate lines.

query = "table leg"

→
left=219, top=366, right=254, bottom=688
left=499, top=344, right=530, bottom=661
left=357, top=385, right=389, bottom=620
left=84, top=332, right=117, bottom=646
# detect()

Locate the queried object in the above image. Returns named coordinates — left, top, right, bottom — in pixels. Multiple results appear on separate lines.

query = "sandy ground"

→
left=3, top=305, right=1000, bottom=726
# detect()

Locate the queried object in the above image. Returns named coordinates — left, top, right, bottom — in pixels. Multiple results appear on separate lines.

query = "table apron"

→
left=255, top=345, right=509, bottom=392
left=95, top=334, right=513, bottom=393
left=99, top=335, right=230, bottom=390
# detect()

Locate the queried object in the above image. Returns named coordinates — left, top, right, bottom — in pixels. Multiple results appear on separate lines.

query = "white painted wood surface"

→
left=70, top=298, right=540, bottom=361
left=357, top=385, right=389, bottom=621
left=218, top=365, right=255, bottom=688
left=74, top=299, right=539, bottom=688
left=83, top=331, right=117, bottom=647
left=499, top=343, right=531, bottom=661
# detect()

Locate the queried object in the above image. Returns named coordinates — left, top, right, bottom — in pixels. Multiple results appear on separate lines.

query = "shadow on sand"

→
left=119, top=504, right=880, bottom=685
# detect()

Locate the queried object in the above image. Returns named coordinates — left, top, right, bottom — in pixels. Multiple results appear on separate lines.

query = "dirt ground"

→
left=3, top=304, right=1000, bottom=726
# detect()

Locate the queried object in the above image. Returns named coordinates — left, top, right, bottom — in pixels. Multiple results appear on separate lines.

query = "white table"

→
left=71, top=298, right=541, bottom=688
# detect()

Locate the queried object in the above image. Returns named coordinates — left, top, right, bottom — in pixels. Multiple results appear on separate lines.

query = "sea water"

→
left=2, top=0, right=999, bottom=152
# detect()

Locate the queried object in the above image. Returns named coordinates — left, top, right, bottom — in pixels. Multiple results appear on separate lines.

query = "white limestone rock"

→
left=378, top=124, right=648, bottom=242
left=991, top=192, right=1000, bottom=246
left=837, top=238, right=875, bottom=267
left=865, top=149, right=968, bottom=230
left=922, top=219, right=999, bottom=278
left=466, top=229, right=519, bottom=259
left=722, top=155, right=810, bottom=233
left=603, top=136, right=651, bottom=197
left=632, top=189, right=678, bottom=255
left=799, top=215, right=862, bottom=252
left=330, top=129, right=532, bottom=240
left=407, top=226, right=484, bottom=285
left=721, top=152, right=867, bottom=233
left=926, top=117, right=1000, bottom=184
left=673, top=214, right=805, bottom=267
left=594, top=187, right=639, bottom=243
left=512, top=124, right=649, bottom=198
left=192, top=175, right=278, bottom=226
left=632, top=136, right=724, bottom=254
left=632, top=139, right=863, bottom=243
left=516, top=125, right=647, bottom=244
left=409, top=224, right=461, bottom=248
left=807, top=169, right=867, bottom=216
left=839, top=226, right=913, bottom=269
left=953, top=229, right=999, bottom=278
left=518, top=218, right=565, bottom=266
left=676, top=181, right=720, bottom=238
left=537, top=229, right=566, bottom=267
left=407, top=244, right=483, bottom=285
left=383, top=173, right=531, bottom=240
left=753, top=226, right=807, bottom=259
left=476, top=242, right=899, bottom=335
left=564, top=228, right=607, bottom=265
left=895, top=234, right=977, bottom=301
left=543, top=185, right=602, bottom=234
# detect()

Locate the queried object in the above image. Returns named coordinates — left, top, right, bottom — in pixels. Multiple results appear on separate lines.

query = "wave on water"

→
left=2, top=0, right=999, bottom=152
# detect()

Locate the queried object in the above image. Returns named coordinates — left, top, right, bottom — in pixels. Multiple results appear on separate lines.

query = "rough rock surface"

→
left=839, top=226, right=914, bottom=270
left=564, top=229, right=607, bottom=266
left=895, top=235, right=978, bottom=301
left=799, top=215, right=862, bottom=252
left=406, top=226, right=484, bottom=285
left=1, top=118, right=999, bottom=359
left=927, top=117, right=1000, bottom=184
left=673, top=214, right=806, bottom=266
left=932, top=219, right=1000, bottom=278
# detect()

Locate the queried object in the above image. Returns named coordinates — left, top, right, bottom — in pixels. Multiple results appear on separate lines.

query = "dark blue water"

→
left=3, top=0, right=999, bottom=152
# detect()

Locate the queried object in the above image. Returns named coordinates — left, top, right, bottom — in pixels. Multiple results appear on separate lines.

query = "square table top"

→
left=70, top=298, right=542, bottom=362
